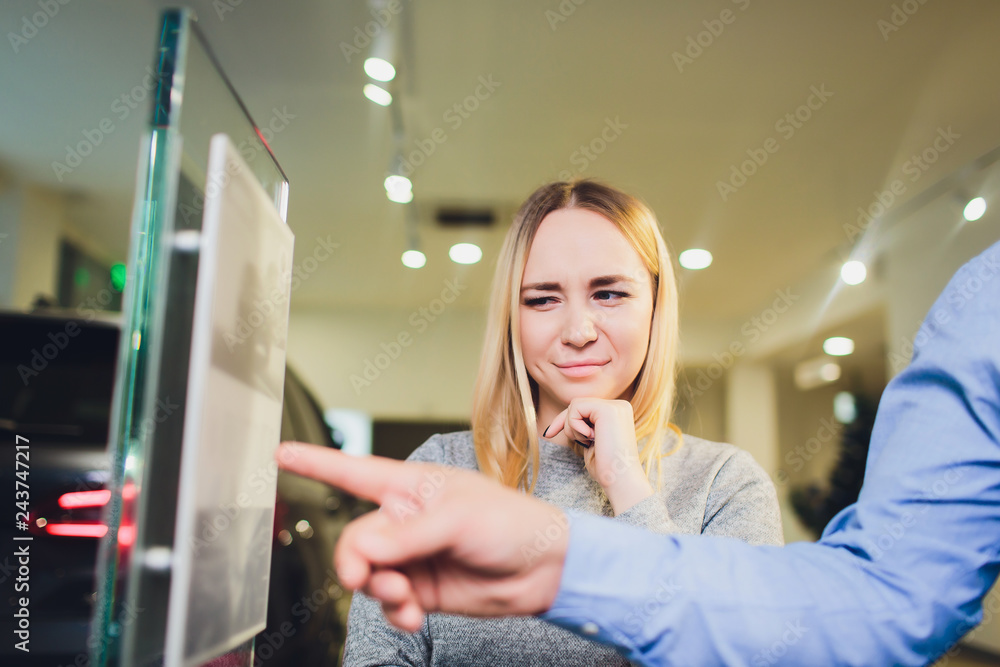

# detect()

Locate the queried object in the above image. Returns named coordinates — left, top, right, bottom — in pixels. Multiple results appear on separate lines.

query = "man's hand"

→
left=276, top=442, right=569, bottom=632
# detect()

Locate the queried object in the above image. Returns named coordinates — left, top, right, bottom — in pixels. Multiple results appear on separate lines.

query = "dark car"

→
left=0, top=310, right=366, bottom=666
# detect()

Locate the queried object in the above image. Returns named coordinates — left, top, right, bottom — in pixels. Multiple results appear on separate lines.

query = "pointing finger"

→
left=276, top=442, right=420, bottom=506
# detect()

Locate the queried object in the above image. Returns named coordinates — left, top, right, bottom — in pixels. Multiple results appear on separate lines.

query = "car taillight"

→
left=45, top=523, right=109, bottom=538
left=58, top=489, right=112, bottom=509
left=30, top=482, right=136, bottom=549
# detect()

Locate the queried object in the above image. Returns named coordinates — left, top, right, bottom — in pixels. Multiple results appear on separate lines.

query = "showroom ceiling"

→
left=1, top=0, right=999, bottom=326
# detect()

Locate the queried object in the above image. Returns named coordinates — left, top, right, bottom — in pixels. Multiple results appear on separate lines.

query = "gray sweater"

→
left=345, top=430, right=784, bottom=666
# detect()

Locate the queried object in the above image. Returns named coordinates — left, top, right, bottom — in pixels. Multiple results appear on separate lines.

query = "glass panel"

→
left=90, top=9, right=289, bottom=667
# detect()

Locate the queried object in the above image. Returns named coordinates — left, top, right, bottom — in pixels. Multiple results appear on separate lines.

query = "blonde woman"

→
left=345, top=180, right=783, bottom=666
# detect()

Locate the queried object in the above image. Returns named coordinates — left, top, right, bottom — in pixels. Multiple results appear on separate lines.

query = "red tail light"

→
left=32, top=482, right=135, bottom=545
left=45, top=523, right=109, bottom=538
left=58, top=489, right=112, bottom=509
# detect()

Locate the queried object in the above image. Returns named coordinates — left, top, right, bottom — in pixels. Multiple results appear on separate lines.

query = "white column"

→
left=725, top=362, right=779, bottom=475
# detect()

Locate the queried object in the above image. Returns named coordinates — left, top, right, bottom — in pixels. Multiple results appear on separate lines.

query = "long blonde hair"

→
left=471, top=179, right=681, bottom=492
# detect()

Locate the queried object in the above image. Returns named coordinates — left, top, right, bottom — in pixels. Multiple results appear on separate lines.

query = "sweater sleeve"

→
left=612, top=490, right=682, bottom=534
left=343, top=591, right=431, bottom=667
left=702, top=449, right=784, bottom=546
left=613, top=449, right=784, bottom=546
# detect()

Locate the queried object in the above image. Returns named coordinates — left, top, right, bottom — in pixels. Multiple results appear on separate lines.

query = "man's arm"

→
left=542, top=240, right=1000, bottom=665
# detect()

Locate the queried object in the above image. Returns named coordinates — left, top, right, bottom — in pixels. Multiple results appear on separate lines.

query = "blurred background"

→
left=2, top=0, right=1000, bottom=663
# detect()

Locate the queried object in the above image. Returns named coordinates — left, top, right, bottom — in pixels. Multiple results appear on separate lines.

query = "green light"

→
left=74, top=267, right=90, bottom=287
left=110, top=263, right=126, bottom=292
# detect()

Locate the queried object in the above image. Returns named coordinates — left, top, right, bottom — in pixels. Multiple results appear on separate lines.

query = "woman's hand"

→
left=545, top=399, right=654, bottom=515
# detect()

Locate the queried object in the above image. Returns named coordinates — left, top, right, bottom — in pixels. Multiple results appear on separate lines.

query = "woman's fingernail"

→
left=574, top=439, right=592, bottom=449
left=542, top=424, right=550, bottom=438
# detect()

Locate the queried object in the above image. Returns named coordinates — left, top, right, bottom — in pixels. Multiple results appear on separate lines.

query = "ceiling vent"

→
left=435, top=207, right=496, bottom=227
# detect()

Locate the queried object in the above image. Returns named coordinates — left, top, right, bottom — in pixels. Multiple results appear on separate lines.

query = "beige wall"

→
left=0, top=181, right=103, bottom=310
left=287, top=305, right=486, bottom=421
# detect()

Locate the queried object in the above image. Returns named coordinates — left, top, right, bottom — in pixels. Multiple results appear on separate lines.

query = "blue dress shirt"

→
left=541, top=240, right=1000, bottom=665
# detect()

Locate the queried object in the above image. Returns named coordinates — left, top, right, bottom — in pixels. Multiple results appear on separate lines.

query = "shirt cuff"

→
left=538, top=509, right=667, bottom=656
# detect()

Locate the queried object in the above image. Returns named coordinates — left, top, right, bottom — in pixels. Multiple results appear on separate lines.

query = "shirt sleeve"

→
left=343, top=591, right=431, bottom=667
left=540, top=241, right=1000, bottom=666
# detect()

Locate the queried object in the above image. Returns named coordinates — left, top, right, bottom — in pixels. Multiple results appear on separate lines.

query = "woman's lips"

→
left=556, top=361, right=608, bottom=378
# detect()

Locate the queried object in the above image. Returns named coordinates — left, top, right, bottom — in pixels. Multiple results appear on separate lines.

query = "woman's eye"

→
left=594, top=290, right=629, bottom=302
left=524, top=296, right=555, bottom=307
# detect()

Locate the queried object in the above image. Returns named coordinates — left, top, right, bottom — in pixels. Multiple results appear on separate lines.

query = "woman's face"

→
left=518, top=207, right=655, bottom=423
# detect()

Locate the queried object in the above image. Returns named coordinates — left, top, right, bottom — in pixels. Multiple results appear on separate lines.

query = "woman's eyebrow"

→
left=520, top=275, right=636, bottom=293
left=589, top=274, right=635, bottom=288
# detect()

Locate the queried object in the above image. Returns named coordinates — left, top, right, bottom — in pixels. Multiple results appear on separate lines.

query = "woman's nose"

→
left=561, top=306, right=599, bottom=347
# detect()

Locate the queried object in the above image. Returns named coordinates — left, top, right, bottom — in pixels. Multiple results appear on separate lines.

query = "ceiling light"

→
left=840, top=260, right=867, bottom=285
left=449, top=243, right=482, bottom=265
left=384, top=174, right=412, bottom=194
left=823, top=336, right=855, bottom=356
left=963, top=197, right=987, bottom=222
left=819, top=363, right=841, bottom=382
left=679, top=249, right=712, bottom=270
left=401, top=250, right=426, bottom=269
left=364, top=57, right=396, bottom=82
left=794, top=356, right=842, bottom=390
left=363, top=84, right=392, bottom=106
left=387, top=189, right=413, bottom=204
left=833, top=391, right=857, bottom=424
left=384, top=174, right=413, bottom=203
